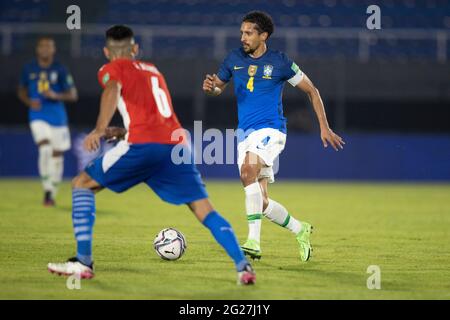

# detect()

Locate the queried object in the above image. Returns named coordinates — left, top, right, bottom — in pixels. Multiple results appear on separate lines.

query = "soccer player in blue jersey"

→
left=47, top=25, right=255, bottom=285
left=18, top=36, right=78, bottom=206
left=203, top=11, right=345, bottom=261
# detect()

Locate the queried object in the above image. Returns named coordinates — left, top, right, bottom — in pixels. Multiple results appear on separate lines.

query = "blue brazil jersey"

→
left=217, top=48, right=303, bottom=135
left=20, top=60, right=74, bottom=126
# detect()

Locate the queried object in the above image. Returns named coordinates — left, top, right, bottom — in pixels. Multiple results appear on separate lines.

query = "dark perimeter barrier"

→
left=1, top=130, right=449, bottom=181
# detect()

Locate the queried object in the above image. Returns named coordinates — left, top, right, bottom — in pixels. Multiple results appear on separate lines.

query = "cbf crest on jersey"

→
left=38, top=71, right=50, bottom=92
left=263, top=65, right=273, bottom=79
left=248, top=65, right=258, bottom=77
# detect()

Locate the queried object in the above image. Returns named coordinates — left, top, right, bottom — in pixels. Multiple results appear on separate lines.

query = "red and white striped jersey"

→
left=98, top=58, right=184, bottom=144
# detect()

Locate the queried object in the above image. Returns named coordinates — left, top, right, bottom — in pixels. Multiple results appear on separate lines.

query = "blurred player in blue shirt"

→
left=18, top=36, right=78, bottom=206
left=203, top=11, right=345, bottom=262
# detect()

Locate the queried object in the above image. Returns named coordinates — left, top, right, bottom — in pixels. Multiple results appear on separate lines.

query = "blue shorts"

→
left=85, top=141, right=208, bottom=205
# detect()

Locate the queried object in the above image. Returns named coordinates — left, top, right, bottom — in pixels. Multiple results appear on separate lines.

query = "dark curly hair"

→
left=242, top=11, right=274, bottom=39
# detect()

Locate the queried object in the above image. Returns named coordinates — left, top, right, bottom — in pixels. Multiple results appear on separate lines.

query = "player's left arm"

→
left=297, top=74, right=345, bottom=151
left=42, top=67, right=78, bottom=102
left=42, top=87, right=78, bottom=102
left=84, top=80, right=121, bottom=152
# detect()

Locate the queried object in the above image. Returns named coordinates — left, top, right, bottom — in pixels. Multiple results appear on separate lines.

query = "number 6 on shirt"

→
left=151, top=76, right=172, bottom=118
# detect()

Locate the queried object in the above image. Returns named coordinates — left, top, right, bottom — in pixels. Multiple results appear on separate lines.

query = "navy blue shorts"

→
left=85, top=141, right=208, bottom=205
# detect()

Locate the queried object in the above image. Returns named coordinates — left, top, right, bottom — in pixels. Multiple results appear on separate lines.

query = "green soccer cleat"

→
left=296, top=222, right=313, bottom=262
left=241, top=239, right=262, bottom=260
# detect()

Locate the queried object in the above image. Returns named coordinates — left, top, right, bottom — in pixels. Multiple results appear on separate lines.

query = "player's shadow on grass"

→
left=103, top=263, right=235, bottom=286
left=257, top=260, right=365, bottom=288
left=57, top=205, right=119, bottom=215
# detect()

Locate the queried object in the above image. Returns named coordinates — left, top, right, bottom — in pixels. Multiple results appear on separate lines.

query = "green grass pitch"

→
left=0, top=179, right=449, bottom=299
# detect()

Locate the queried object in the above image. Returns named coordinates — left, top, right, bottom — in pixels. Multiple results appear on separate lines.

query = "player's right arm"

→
left=203, top=51, right=233, bottom=96
left=85, top=62, right=123, bottom=151
left=203, top=74, right=228, bottom=96
left=84, top=80, right=121, bottom=152
left=17, top=86, right=40, bottom=110
left=17, top=66, right=41, bottom=110
left=104, top=126, right=127, bottom=141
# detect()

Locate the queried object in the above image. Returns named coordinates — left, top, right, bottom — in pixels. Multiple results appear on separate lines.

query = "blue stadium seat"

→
left=1, top=0, right=449, bottom=60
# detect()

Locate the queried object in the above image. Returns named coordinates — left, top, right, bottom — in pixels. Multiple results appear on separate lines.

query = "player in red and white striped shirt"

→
left=48, top=25, right=255, bottom=285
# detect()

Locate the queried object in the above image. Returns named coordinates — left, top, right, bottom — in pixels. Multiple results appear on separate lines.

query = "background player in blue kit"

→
left=18, top=36, right=78, bottom=206
left=203, top=11, right=345, bottom=261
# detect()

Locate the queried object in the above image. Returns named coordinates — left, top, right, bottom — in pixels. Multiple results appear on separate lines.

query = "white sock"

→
left=263, top=198, right=302, bottom=234
left=49, top=155, right=63, bottom=198
left=244, top=182, right=263, bottom=243
left=38, top=144, right=53, bottom=192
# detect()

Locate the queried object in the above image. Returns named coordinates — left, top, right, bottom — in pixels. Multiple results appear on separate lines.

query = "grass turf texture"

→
left=0, top=179, right=449, bottom=299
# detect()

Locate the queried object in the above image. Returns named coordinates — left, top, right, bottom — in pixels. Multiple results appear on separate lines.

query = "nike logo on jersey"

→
left=233, top=66, right=244, bottom=70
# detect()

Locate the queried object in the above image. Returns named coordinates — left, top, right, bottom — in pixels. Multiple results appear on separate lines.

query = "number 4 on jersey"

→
left=247, top=76, right=254, bottom=92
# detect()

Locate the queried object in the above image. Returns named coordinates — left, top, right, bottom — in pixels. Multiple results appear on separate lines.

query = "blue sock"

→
left=72, top=188, right=96, bottom=266
left=202, top=211, right=248, bottom=272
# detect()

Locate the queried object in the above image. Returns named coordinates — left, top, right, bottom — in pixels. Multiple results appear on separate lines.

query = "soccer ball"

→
left=153, top=228, right=187, bottom=260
